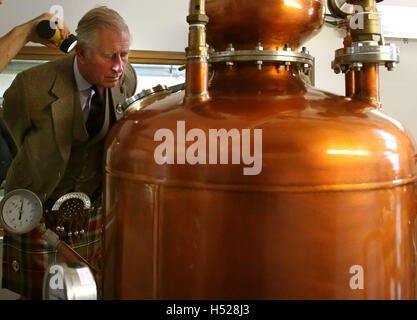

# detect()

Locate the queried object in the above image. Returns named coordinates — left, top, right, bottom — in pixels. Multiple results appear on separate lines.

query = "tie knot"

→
left=91, top=85, right=103, bottom=102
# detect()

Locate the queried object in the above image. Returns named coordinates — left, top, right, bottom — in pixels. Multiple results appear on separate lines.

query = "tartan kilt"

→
left=1, top=199, right=103, bottom=299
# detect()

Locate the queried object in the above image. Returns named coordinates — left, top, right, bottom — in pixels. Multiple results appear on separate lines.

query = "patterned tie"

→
left=86, top=85, right=105, bottom=138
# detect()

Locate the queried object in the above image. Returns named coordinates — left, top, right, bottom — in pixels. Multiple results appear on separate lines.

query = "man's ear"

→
left=75, top=44, right=87, bottom=64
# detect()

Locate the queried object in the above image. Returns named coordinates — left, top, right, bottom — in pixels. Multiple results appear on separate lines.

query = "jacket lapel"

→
left=50, top=56, right=77, bottom=161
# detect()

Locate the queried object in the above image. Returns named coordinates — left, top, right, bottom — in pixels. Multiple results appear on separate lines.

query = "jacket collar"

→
left=51, top=55, right=78, bottom=98
left=73, top=56, right=92, bottom=92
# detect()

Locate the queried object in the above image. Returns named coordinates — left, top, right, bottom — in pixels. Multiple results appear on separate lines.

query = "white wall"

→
left=306, top=26, right=417, bottom=140
left=0, top=0, right=416, bottom=139
left=0, top=0, right=189, bottom=51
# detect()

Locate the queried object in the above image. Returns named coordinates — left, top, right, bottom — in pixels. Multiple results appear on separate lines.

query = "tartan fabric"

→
left=1, top=197, right=103, bottom=299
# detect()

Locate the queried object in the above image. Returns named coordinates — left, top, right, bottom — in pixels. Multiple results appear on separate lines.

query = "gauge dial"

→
left=0, top=189, right=43, bottom=234
left=327, top=0, right=352, bottom=19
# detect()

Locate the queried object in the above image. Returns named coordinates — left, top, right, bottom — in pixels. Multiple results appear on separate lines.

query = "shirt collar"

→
left=73, top=56, right=93, bottom=92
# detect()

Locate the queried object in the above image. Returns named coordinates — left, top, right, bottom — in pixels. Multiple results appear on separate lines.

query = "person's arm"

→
left=0, top=12, right=69, bottom=73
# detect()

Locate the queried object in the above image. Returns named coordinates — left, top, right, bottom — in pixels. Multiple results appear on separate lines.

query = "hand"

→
left=20, top=12, right=70, bottom=48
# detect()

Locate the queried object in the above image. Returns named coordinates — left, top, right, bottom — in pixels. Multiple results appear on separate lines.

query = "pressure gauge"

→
left=327, top=0, right=355, bottom=19
left=327, top=0, right=384, bottom=19
left=0, top=189, right=43, bottom=234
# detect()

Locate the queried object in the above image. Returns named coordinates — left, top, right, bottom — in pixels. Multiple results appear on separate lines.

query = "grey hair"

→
left=76, top=6, right=131, bottom=53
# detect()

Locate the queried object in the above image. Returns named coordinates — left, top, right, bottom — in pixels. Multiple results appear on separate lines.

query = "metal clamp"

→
left=332, top=41, right=400, bottom=73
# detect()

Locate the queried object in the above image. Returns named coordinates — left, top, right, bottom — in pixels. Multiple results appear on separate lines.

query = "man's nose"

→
left=112, top=55, right=124, bottom=73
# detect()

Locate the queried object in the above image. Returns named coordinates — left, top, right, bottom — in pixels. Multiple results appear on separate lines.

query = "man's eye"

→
left=102, top=53, right=128, bottom=60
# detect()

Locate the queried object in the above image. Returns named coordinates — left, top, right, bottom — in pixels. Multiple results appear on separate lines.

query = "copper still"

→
left=103, top=0, right=417, bottom=299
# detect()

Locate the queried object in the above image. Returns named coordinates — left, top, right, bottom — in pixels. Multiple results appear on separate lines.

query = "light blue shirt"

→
left=73, top=57, right=97, bottom=122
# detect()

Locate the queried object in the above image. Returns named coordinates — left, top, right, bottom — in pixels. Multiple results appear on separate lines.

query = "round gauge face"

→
left=327, top=0, right=354, bottom=19
left=0, top=189, right=43, bottom=234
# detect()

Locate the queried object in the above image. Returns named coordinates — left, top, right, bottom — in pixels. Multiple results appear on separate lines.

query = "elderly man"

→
left=0, top=2, right=70, bottom=185
left=2, top=6, right=137, bottom=299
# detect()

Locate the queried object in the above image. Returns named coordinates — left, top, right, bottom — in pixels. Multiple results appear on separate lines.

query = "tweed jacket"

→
left=3, top=54, right=137, bottom=202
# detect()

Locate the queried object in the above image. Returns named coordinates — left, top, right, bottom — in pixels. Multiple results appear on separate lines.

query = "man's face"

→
left=76, top=27, right=130, bottom=88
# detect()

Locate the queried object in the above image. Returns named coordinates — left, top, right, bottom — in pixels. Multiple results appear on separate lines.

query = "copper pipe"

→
left=184, top=0, right=210, bottom=105
left=345, top=70, right=355, bottom=97
left=343, top=33, right=355, bottom=97
left=185, top=62, right=209, bottom=103
left=354, top=63, right=380, bottom=107
left=346, top=0, right=380, bottom=106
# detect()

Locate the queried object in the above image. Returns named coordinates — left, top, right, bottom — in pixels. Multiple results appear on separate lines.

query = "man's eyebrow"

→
left=101, top=51, right=130, bottom=57
left=102, top=50, right=129, bottom=54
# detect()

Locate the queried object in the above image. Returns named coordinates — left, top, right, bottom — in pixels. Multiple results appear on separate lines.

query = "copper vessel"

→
left=103, top=0, right=417, bottom=299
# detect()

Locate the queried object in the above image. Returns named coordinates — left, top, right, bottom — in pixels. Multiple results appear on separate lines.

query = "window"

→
left=132, top=63, right=185, bottom=93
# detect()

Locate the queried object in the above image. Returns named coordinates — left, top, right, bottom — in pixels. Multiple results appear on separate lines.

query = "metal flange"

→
left=121, top=83, right=186, bottom=114
left=332, top=41, right=399, bottom=73
left=122, top=84, right=169, bottom=113
left=209, top=48, right=314, bottom=68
